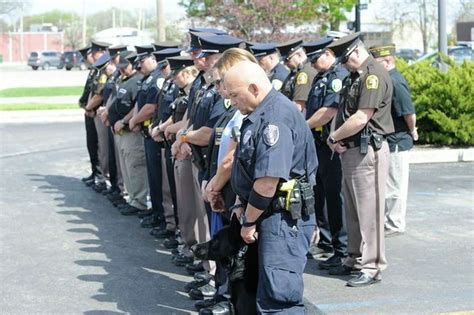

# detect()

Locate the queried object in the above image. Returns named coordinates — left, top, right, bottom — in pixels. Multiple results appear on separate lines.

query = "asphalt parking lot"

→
left=0, top=120, right=473, bottom=314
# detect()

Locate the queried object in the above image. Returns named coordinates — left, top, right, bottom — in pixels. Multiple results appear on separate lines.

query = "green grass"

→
left=0, top=103, right=78, bottom=111
left=0, top=86, right=83, bottom=97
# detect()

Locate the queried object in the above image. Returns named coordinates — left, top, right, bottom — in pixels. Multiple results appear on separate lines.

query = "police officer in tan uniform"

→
left=326, top=33, right=394, bottom=287
left=278, top=39, right=317, bottom=112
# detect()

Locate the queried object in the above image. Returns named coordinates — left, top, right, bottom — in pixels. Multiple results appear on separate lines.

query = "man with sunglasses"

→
left=325, top=33, right=394, bottom=287
left=278, top=39, right=317, bottom=112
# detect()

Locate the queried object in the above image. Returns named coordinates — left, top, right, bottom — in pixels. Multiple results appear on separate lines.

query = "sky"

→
left=25, top=0, right=186, bottom=21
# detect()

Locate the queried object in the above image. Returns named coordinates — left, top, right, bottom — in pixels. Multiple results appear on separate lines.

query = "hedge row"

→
left=397, top=57, right=474, bottom=146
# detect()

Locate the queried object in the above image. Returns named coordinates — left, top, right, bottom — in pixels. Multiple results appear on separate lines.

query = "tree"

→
left=373, top=0, right=437, bottom=54
left=179, top=0, right=356, bottom=41
left=23, top=10, right=80, bottom=31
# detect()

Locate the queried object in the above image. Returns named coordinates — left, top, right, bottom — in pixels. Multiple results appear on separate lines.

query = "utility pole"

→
left=438, top=0, right=447, bottom=72
left=355, top=0, right=361, bottom=32
left=81, top=0, right=87, bottom=47
left=112, top=8, right=116, bottom=29
left=156, top=0, right=166, bottom=41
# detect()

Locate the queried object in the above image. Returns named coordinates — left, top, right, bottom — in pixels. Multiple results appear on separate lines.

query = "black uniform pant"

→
left=144, top=137, right=164, bottom=222
left=107, top=128, right=119, bottom=190
left=163, top=147, right=178, bottom=226
left=85, top=115, right=99, bottom=175
left=314, top=141, right=347, bottom=257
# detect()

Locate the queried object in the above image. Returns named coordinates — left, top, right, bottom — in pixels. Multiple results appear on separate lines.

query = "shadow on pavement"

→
left=28, top=173, right=195, bottom=314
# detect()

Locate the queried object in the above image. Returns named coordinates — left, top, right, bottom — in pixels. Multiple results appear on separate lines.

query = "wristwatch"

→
left=328, top=135, right=337, bottom=144
left=239, top=214, right=257, bottom=227
left=180, top=129, right=188, bottom=143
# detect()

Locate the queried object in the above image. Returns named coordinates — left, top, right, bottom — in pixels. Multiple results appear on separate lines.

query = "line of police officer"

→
left=78, top=28, right=412, bottom=314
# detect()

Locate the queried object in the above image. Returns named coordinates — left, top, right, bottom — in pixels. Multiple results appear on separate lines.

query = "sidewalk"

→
left=0, top=109, right=472, bottom=164
left=0, top=96, right=78, bottom=104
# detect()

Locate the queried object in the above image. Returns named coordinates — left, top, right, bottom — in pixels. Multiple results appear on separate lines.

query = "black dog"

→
left=192, top=215, right=258, bottom=315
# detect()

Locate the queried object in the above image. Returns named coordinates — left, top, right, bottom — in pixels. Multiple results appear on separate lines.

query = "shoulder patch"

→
left=156, top=77, right=165, bottom=89
left=296, top=72, right=308, bottom=85
left=331, top=79, right=342, bottom=93
left=224, top=99, right=232, bottom=109
left=98, top=74, right=107, bottom=84
left=271, top=79, right=283, bottom=91
left=263, top=124, right=279, bottom=146
left=366, top=74, right=379, bottom=90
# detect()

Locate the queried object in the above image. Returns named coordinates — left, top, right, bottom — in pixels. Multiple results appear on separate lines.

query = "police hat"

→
left=135, top=45, right=155, bottom=55
left=195, top=34, right=243, bottom=58
left=249, top=43, right=279, bottom=59
left=243, top=41, right=257, bottom=52
left=188, top=27, right=227, bottom=35
left=326, top=30, right=349, bottom=40
left=277, top=39, right=303, bottom=60
left=303, top=37, right=334, bottom=63
left=187, top=32, right=214, bottom=52
left=153, top=48, right=182, bottom=69
left=153, top=41, right=180, bottom=51
left=167, top=55, right=194, bottom=73
left=108, top=45, right=128, bottom=58
left=326, top=32, right=361, bottom=63
left=124, top=52, right=140, bottom=69
left=117, top=51, right=135, bottom=69
left=89, top=40, right=110, bottom=53
left=78, top=46, right=91, bottom=59
left=93, top=52, right=111, bottom=70
left=369, top=44, right=396, bottom=58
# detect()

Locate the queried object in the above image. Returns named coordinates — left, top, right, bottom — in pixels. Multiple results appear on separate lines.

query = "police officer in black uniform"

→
left=249, top=43, right=290, bottom=91
left=305, top=37, right=349, bottom=268
left=225, top=61, right=317, bottom=314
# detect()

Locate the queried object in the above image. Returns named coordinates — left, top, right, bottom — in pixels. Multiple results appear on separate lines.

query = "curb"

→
left=410, top=146, right=473, bottom=164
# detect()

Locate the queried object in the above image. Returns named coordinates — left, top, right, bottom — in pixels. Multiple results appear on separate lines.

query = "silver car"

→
left=27, top=51, right=63, bottom=70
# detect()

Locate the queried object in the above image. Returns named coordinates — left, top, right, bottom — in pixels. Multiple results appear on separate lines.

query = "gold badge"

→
left=366, top=74, right=379, bottom=90
left=98, top=74, right=107, bottom=84
left=296, top=72, right=308, bottom=85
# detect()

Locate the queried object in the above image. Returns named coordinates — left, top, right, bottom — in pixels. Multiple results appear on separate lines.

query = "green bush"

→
left=398, top=57, right=474, bottom=146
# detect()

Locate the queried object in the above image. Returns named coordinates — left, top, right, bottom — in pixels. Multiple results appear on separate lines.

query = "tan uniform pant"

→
left=114, top=131, right=148, bottom=210
left=341, top=141, right=389, bottom=278
left=161, top=148, right=176, bottom=231
left=385, top=146, right=410, bottom=232
left=93, top=113, right=109, bottom=177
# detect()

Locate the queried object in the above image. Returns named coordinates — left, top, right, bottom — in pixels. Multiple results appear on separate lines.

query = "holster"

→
left=275, top=178, right=315, bottom=220
left=190, top=144, right=207, bottom=172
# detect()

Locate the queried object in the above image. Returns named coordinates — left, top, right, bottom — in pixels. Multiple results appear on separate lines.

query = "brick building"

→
left=0, top=32, right=66, bottom=63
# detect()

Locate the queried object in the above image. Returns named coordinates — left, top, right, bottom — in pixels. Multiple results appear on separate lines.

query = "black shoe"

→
left=117, top=203, right=131, bottom=210
left=346, top=272, right=381, bottom=287
left=107, top=192, right=124, bottom=202
left=137, top=209, right=154, bottom=218
left=120, top=205, right=142, bottom=216
left=111, top=198, right=127, bottom=207
left=174, top=254, right=194, bottom=266
left=152, top=228, right=175, bottom=239
left=307, top=244, right=333, bottom=259
left=81, top=173, right=95, bottom=182
left=92, top=182, right=107, bottom=193
left=189, top=283, right=216, bottom=300
left=140, top=215, right=162, bottom=228
left=200, top=301, right=232, bottom=315
left=195, top=297, right=219, bottom=311
left=184, top=279, right=209, bottom=293
left=84, top=178, right=95, bottom=187
left=319, top=254, right=343, bottom=270
left=102, top=187, right=119, bottom=196
left=163, top=238, right=179, bottom=249
left=193, top=270, right=211, bottom=282
left=328, top=264, right=359, bottom=276
left=186, top=261, right=205, bottom=275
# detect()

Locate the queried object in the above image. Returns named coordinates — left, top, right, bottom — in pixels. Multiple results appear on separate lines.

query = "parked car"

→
left=27, top=51, right=63, bottom=70
left=396, top=49, right=421, bottom=62
left=61, top=51, right=86, bottom=71
left=414, top=46, right=473, bottom=66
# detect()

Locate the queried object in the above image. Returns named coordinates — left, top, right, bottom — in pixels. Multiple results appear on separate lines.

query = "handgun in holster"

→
left=190, top=144, right=207, bottom=172
left=277, top=179, right=302, bottom=220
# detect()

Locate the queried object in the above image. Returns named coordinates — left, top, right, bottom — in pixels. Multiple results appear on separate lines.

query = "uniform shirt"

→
left=192, top=84, right=227, bottom=130
left=155, top=78, right=180, bottom=124
left=90, top=68, right=108, bottom=101
left=79, top=68, right=97, bottom=107
left=231, top=88, right=318, bottom=202
left=136, top=68, right=163, bottom=110
left=386, top=68, right=416, bottom=152
left=335, top=56, right=394, bottom=144
left=218, top=110, right=245, bottom=166
left=108, top=72, right=143, bottom=127
left=102, top=70, right=120, bottom=104
left=269, top=62, right=290, bottom=91
left=171, top=88, right=190, bottom=123
left=187, top=71, right=206, bottom=113
left=281, top=61, right=317, bottom=102
left=306, top=64, right=349, bottom=138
